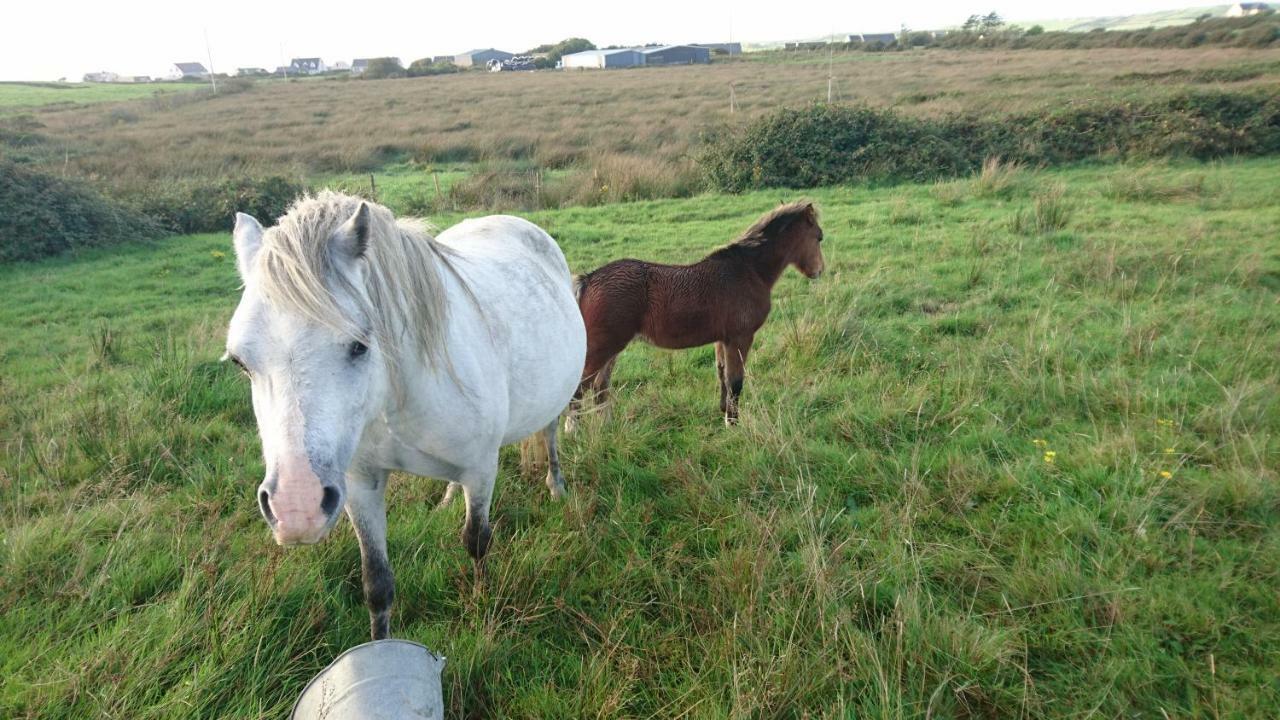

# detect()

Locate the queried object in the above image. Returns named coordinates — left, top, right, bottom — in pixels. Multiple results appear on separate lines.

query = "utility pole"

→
left=204, top=28, right=217, bottom=94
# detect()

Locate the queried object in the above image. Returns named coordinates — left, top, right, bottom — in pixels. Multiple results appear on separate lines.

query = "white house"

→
left=1227, top=2, right=1271, bottom=16
left=83, top=71, right=119, bottom=83
left=289, top=57, right=327, bottom=75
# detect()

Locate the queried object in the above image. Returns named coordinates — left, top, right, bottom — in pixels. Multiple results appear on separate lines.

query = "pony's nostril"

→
left=321, top=485, right=341, bottom=516
left=258, top=489, right=275, bottom=524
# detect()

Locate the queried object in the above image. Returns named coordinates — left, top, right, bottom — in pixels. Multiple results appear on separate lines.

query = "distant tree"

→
left=407, top=58, right=459, bottom=77
left=962, top=14, right=982, bottom=32
left=537, top=37, right=596, bottom=65
left=362, top=57, right=405, bottom=79
left=1026, top=24, right=1045, bottom=35
left=982, top=12, right=1004, bottom=30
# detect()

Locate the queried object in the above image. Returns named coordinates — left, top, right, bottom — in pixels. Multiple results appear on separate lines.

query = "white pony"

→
left=224, top=191, right=586, bottom=639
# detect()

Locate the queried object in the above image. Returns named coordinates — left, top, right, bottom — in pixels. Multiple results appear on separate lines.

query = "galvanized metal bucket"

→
left=291, top=639, right=446, bottom=720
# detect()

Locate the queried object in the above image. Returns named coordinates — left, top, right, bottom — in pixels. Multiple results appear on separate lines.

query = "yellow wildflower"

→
left=1163, top=447, right=1175, bottom=454
left=210, top=250, right=226, bottom=261
left=1159, top=470, right=1172, bottom=479
left=1043, top=451, right=1056, bottom=464
left=1032, top=439, right=1048, bottom=447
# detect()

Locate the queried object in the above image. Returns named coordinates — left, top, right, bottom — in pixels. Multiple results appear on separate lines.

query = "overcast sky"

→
left=2, top=1, right=1212, bottom=80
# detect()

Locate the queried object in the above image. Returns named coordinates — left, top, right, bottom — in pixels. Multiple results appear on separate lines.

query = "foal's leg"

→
left=715, top=342, right=729, bottom=414
left=543, top=419, right=567, bottom=499
left=346, top=469, right=394, bottom=640
left=566, top=348, right=623, bottom=432
left=435, top=481, right=461, bottom=510
left=723, top=334, right=755, bottom=426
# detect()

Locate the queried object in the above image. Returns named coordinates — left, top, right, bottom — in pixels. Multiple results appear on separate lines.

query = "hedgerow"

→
left=698, top=91, right=1280, bottom=191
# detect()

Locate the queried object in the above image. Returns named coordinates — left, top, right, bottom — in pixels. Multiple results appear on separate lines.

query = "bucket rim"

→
left=290, top=639, right=445, bottom=719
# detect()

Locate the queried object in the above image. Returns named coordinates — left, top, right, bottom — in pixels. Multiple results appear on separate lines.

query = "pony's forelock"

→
left=253, top=190, right=451, bottom=385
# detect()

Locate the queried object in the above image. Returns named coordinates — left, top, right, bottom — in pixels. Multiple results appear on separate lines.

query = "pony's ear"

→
left=334, top=202, right=371, bottom=260
left=232, top=212, right=263, bottom=280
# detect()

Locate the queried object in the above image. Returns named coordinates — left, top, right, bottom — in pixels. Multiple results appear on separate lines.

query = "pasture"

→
left=2, top=159, right=1278, bottom=717
left=0, top=81, right=203, bottom=111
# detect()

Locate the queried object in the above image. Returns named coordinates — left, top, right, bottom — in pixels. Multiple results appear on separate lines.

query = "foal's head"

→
left=744, top=200, right=825, bottom=279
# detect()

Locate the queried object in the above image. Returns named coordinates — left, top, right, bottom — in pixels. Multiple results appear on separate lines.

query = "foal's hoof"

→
left=546, top=477, right=567, bottom=500
left=563, top=414, right=577, bottom=435
left=724, top=414, right=739, bottom=427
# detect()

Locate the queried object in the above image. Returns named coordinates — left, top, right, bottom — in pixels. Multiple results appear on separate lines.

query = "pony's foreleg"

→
left=723, top=334, right=755, bottom=426
left=346, top=469, right=394, bottom=640
left=543, top=420, right=567, bottom=499
left=459, top=466, right=496, bottom=579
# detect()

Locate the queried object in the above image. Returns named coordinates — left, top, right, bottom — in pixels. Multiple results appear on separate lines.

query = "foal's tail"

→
left=571, top=271, right=592, bottom=309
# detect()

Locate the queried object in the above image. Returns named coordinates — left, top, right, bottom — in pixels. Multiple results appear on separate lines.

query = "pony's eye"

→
left=349, top=341, right=369, bottom=359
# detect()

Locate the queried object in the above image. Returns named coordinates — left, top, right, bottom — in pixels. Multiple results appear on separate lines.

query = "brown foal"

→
left=568, top=201, right=825, bottom=426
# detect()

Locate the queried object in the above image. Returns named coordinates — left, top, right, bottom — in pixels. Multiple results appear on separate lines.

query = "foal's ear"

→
left=232, top=212, right=263, bottom=280
left=334, top=202, right=371, bottom=260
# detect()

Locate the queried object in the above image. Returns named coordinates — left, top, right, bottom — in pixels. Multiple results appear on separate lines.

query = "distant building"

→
left=123, top=75, right=152, bottom=83
left=454, top=48, right=513, bottom=67
left=172, top=62, right=209, bottom=79
left=561, top=48, right=646, bottom=69
left=236, top=67, right=269, bottom=77
left=289, top=57, right=326, bottom=75
left=432, top=55, right=454, bottom=64
left=82, top=71, right=118, bottom=83
left=1227, top=2, right=1270, bottom=15
left=784, top=41, right=827, bottom=51
left=641, top=45, right=711, bottom=65
left=849, top=33, right=898, bottom=44
left=351, top=58, right=372, bottom=75
left=331, top=60, right=350, bottom=71
left=694, top=42, right=742, bottom=55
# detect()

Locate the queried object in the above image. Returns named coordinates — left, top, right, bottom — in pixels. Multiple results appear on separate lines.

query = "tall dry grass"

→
left=15, top=47, right=1280, bottom=192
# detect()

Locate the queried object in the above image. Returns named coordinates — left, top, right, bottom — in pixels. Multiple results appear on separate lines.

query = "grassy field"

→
left=0, top=81, right=203, bottom=111
left=9, top=47, right=1280, bottom=198
left=2, top=159, right=1278, bottom=717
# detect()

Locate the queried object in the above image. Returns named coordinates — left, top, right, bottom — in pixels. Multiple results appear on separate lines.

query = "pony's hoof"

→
left=724, top=415, right=739, bottom=427
left=547, top=477, right=567, bottom=500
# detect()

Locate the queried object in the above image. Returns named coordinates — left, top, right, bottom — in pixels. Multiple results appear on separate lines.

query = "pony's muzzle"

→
left=258, top=477, right=343, bottom=546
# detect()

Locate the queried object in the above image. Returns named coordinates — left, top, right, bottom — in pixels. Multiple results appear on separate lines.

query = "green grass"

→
left=2, top=159, right=1279, bottom=718
left=0, top=81, right=203, bottom=110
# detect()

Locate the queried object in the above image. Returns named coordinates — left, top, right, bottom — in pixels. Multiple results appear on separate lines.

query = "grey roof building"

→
left=561, top=48, right=646, bottom=69
left=693, top=42, right=742, bottom=55
left=454, top=49, right=513, bottom=67
left=173, top=62, right=209, bottom=78
left=640, top=45, right=711, bottom=65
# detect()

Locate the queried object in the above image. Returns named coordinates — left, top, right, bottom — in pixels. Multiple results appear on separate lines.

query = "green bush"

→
left=123, top=176, right=305, bottom=234
left=0, top=159, right=162, bottom=263
left=407, top=58, right=459, bottom=77
left=699, top=92, right=1280, bottom=191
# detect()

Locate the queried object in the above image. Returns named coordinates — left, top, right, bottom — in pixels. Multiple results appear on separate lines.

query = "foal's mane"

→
left=721, top=200, right=817, bottom=252
left=254, top=190, right=454, bottom=377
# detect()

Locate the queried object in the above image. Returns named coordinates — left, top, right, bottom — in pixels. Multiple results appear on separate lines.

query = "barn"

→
left=694, top=42, right=742, bottom=55
left=454, top=49, right=513, bottom=67
left=561, top=49, right=646, bottom=69
left=641, top=45, right=711, bottom=65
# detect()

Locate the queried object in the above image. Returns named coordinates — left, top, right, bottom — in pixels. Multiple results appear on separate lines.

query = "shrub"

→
left=123, top=176, right=305, bottom=234
left=699, top=91, right=1280, bottom=192
left=362, top=58, right=405, bottom=80
left=407, top=59, right=459, bottom=77
left=0, top=159, right=162, bottom=263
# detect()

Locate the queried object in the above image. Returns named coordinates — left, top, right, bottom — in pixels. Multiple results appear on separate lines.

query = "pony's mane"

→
left=724, top=200, right=817, bottom=251
left=254, top=190, right=452, bottom=378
